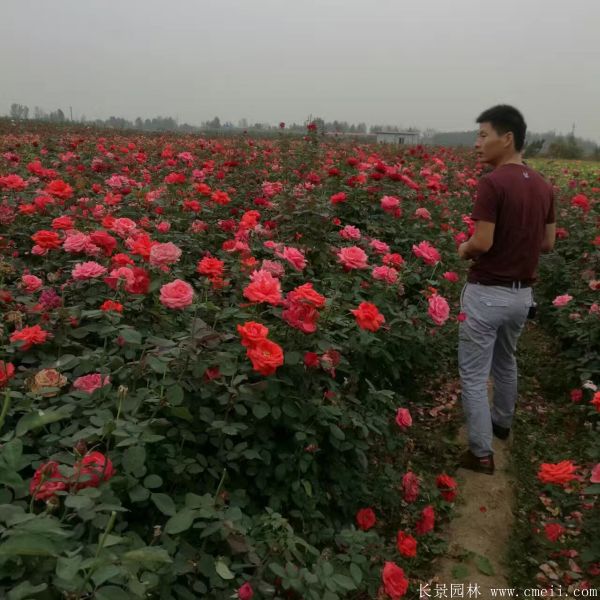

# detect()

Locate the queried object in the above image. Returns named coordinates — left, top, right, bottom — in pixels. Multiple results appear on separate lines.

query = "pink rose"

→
left=443, top=271, right=459, bottom=283
left=339, top=225, right=361, bottom=240
left=73, top=373, right=110, bottom=394
left=369, top=239, right=390, bottom=255
left=372, top=265, right=399, bottom=284
left=279, top=246, right=307, bottom=271
left=395, top=407, right=412, bottom=429
left=415, top=207, right=431, bottom=220
left=552, top=294, right=573, bottom=307
left=590, top=464, right=600, bottom=484
left=72, top=261, right=107, bottom=280
left=238, top=582, right=254, bottom=600
left=428, top=293, right=450, bottom=326
left=160, top=279, right=194, bottom=309
left=149, top=242, right=182, bottom=267
left=63, top=231, right=90, bottom=253
left=22, top=274, right=43, bottom=293
left=412, top=241, right=441, bottom=266
left=337, top=246, right=368, bottom=270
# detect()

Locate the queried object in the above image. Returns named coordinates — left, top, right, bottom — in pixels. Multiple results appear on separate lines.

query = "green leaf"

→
left=583, top=484, right=600, bottom=495
left=215, top=559, right=235, bottom=580
left=143, top=474, right=163, bottom=489
left=0, top=464, right=23, bottom=487
left=119, top=328, right=142, bottom=345
left=95, top=586, right=131, bottom=600
left=147, top=356, right=168, bottom=374
left=56, top=555, right=83, bottom=581
left=166, top=384, right=184, bottom=405
left=2, top=438, right=23, bottom=469
left=92, top=564, right=122, bottom=587
left=329, top=424, right=345, bottom=440
left=165, top=508, right=195, bottom=535
left=169, top=406, right=193, bottom=422
left=16, top=407, right=72, bottom=437
left=122, top=445, right=146, bottom=477
left=151, top=493, right=176, bottom=516
left=122, top=546, right=172, bottom=565
left=252, top=402, right=271, bottom=420
left=0, top=534, right=58, bottom=557
left=7, top=581, right=48, bottom=600
left=474, top=554, right=495, bottom=576
left=332, top=574, right=356, bottom=591
left=54, top=354, right=79, bottom=370
left=451, top=563, right=470, bottom=579
left=349, top=563, right=362, bottom=584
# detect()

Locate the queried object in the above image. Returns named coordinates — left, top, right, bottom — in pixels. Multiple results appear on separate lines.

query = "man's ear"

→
left=504, top=131, right=514, bottom=149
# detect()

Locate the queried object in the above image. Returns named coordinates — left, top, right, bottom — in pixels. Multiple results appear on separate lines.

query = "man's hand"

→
left=458, top=242, right=471, bottom=260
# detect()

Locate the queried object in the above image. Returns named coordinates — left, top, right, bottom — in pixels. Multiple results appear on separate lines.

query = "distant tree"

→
left=238, top=118, right=248, bottom=129
left=33, top=106, right=47, bottom=120
left=523, top=138, right=545, bottom=158
left=591, top=145, right=600, bottom=161
left=134, top=117, right=143, bottom=129
left=9, top=103, right=29, bottom=119
left=547, top=135, right=583, bottom=159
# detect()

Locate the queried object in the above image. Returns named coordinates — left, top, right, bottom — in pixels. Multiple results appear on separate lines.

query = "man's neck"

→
left=493, top=153, right=524, bottom=168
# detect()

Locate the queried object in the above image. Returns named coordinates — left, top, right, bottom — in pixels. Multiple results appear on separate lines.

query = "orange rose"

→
left=351, top=301, right=385, bottom=332
left=246, top=338, right=284, bottom=376
left=537, top=460, right=578, bottom=485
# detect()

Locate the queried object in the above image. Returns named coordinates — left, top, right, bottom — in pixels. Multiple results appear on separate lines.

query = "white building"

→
left=374, top=131, right=420, bottom=145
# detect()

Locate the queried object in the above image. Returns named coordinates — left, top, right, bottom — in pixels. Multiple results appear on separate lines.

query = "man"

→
left=456, top=104, right=556, bottom=475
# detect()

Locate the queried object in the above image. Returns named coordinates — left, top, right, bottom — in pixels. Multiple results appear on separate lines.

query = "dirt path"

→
left=431, top=385, right=517, bottom=596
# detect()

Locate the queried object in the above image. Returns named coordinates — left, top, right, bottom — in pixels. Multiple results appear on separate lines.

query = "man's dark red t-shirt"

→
left=468, top=163, right=556, bottom=285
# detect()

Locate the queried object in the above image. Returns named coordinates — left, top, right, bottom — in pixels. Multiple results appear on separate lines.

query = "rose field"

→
left=0, top=121, right=598, bottom=599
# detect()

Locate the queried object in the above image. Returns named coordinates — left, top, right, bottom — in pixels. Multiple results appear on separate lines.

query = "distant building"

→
left=374, top=131, right=420, bottom=145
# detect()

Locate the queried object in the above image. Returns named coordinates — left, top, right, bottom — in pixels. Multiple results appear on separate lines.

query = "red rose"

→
left=356, top=507, right=376, bottom=531
left=381, top=561, right=409, bottom=599
left=396, top=531, right=417, bottom=557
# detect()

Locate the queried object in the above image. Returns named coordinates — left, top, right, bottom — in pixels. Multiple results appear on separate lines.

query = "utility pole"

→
left=70, top=106, right=73, bottom=121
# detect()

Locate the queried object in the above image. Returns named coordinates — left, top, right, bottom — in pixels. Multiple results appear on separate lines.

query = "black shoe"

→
left=492, top=421, right=510, bottom=440
left=459, top=450, right=495, bottom=475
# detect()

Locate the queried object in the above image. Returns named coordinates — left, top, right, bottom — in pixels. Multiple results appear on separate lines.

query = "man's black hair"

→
left=476, top=105, right=527, bottom=152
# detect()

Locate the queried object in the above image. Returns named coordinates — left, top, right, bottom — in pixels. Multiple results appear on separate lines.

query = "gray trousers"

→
left=458, top=282, right=533, bottom=457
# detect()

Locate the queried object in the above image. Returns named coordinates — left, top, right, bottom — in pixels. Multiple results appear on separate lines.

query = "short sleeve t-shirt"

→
left=468, top=163, right=555, bottom=285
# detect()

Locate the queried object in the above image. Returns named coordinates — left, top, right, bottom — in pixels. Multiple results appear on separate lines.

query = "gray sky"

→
left=2, top=0, right=599, bottom=141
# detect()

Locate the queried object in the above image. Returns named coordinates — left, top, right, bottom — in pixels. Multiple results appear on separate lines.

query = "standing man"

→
left=457, top=105, right=556, bottom=475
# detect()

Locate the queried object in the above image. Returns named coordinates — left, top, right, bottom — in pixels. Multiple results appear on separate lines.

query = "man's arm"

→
left=540, top=222, right=556, bottom=253
left=458, top=220, right=495, bottom=260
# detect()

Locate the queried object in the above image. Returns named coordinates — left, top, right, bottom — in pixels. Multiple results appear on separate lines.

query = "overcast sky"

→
left=2, top=0, right=599, bottom=141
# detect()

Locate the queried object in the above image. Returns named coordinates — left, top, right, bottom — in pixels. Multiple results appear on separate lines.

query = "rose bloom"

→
left=544, top=523, right=565, bottom=543
left=280, top=246, right=307, bottom=271
left=402, top=471, right=420, bottom=503
left=45, top=179, right=73, bottom=199
left=396, top=531, right=418, bottom=558
left=428, top=293, right=450, bottom=326
left=395, top=408, right=412, bottom=429
left=31, top=230, right=62, bottom=250
left=570, top=389, right=583, bottom=403
left=415, top=505, right=435, bottom=535
left=111, top=217, right=137, bottom=238
left=238, top=583, right=254, bottom=600
left=29, top=461, right=68, bottom=501
left=63, top=232, right=90, bottom=253
left=0, top=361, right=15, bottom=387
left=72, top=261, right=107, bottom=280
left=591, top=391, right=600, bottom=412
left=243, top=269, right=282, bottom=305
left=260, top=259, right=285, bottom=278
left=412, top=241, right=441, bottom=266
left=21, top=274, right=43, bottom=293
left=337, top=246, right=368, bottom=270
left=443, top=271, right=459, bottom=283
left=330, top=192, right=347, bottom=204
left=160, top=279, right=194, bottom=309
left=380, top=195, right=402, bottom=217
left=356, top=507, right=376, bottom=531
left=29, top=369, right=67, bottom=397
left=73, top=451, right=115, bottom=488
left=237, top=321, right=269, bottom=347
left=436, top=473, right=458, bottom=502
left=10, top=325, right=49, bottom=351
left=381, top=562, right=409, bottom=599
left=339, top=225, right=361, bottom=240
left=197, top=256, right=225, bottom=278
left=537, top=460, right=578, bottom=485
left=369, top=238, right=390, bottom=254
left=52, top=215, right=75, bottom=230
left=552, top=294, right=573, bottom=307
left=372, top=265, right=399, bottom=284
left=304, top=351, right=320, bottom=369
left=149, top=242, right=182, bottom=267
left=73, top=373, right=111, bottom=394
left=351, top=301, right=385, bottom=332
left=286, top=283, right=326, bottom=309
left=415, top=207, right=431, bottom=220
left=246, top=337, right=284, bottom=376
left=100, top=300, right=123, bottom=313
left=282, top=301, right=320, bottom=334
left=383, top=253, right=405, bottom=268
left=590, top=464, right=600, bottom=484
